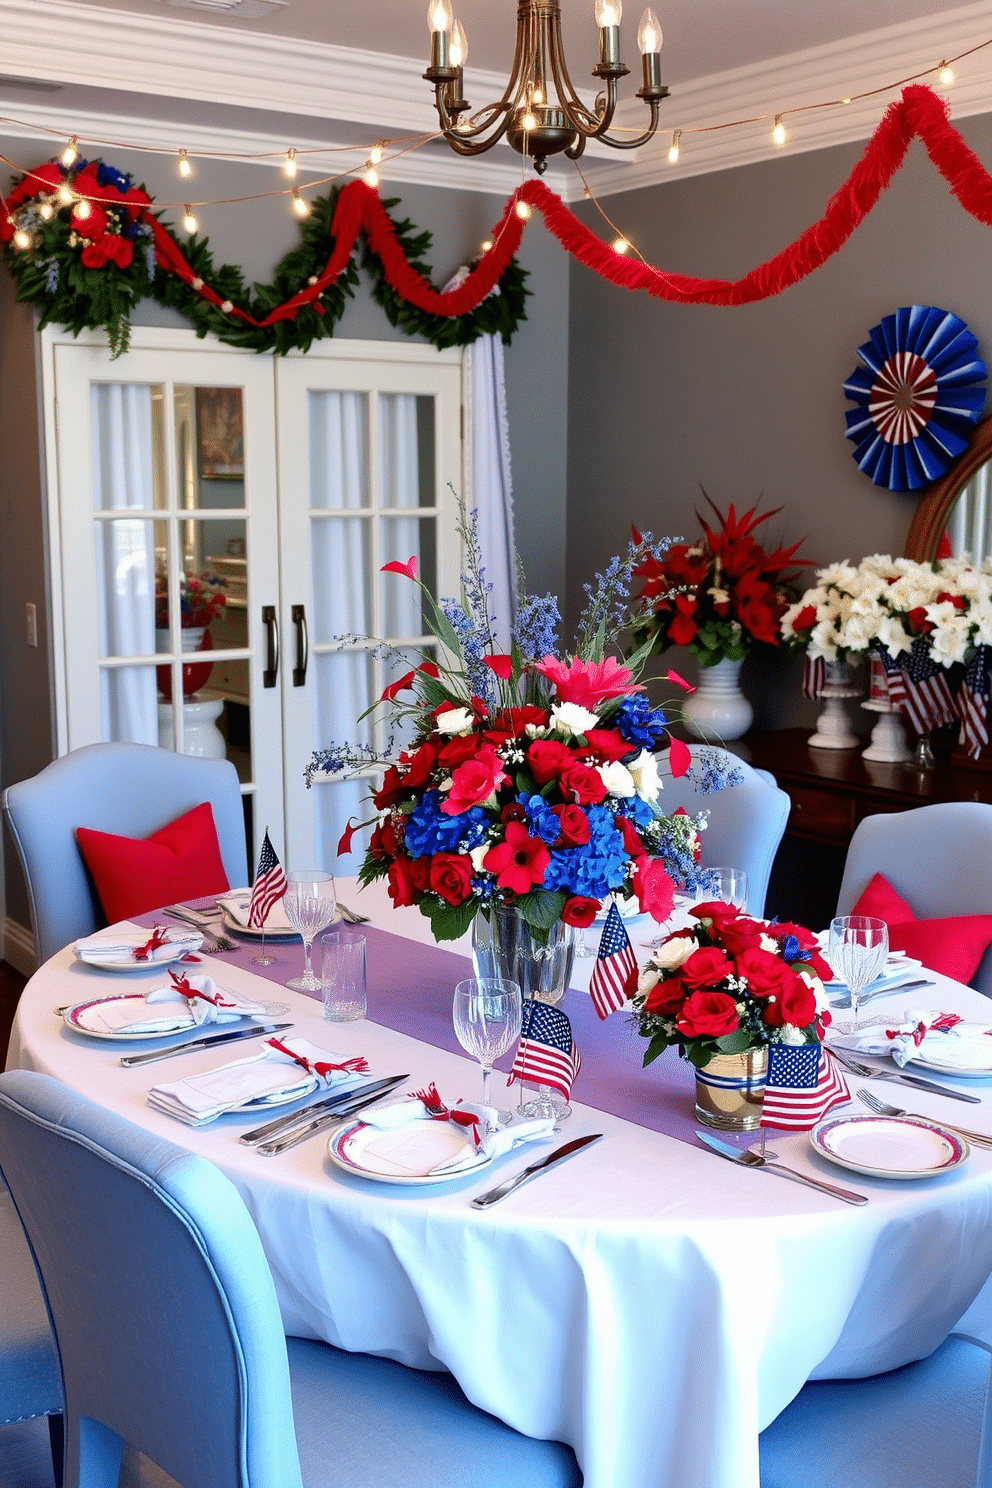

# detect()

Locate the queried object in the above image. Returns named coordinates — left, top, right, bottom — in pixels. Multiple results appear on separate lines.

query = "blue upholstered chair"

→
left=0, top=1178, right=63, bottom=1486
left=2, top=743, right=249, bottom=966
left=836, top=802, right=992, bottom=999
left=656, top=745, right=790, bottom=917
left=0, top=1070, right=581, bottom=1488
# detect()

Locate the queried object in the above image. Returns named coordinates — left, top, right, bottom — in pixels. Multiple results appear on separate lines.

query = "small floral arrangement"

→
left=155, top=566, right=227, bottom=630
left=630, top=496, right=808, bottom=667
left=308, top=506, right=743, bottom=944
left=632, top=902, right=833, bottom=1069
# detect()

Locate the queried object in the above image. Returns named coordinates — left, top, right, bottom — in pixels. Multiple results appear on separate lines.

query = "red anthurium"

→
left=483, top=822, right=550, bottom=895
left=483, top=654, right=514, bottom=680
left=336, top=818, right=359, bottom=856
left=381, top=556, right=418, bottom=579
left=667, top=735, right=692, bottom=778
left=664, top=668, right=696, bottom=694
left=380, top=669, right=415, bottom=702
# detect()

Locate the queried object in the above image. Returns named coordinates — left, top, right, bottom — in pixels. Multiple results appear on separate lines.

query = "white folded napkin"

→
left=829, top=1009, right=992, bottom=1069
left=73, top=925, right=202, bottom=964
left=147, top=1035, right=371, bottom=1127
left=81, top=974, right=270, bottom=1035
left=358, top=1084, right=556, bottom=1175
left=217, top=889, right=295, bottom=933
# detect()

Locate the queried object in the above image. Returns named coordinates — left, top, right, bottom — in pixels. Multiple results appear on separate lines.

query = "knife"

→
left=829, top=978, right=934, bottom=1008
left=696, top=1130, right=869, bottom=1206
left=240, top=1074, right=409, bottom=1145
left=828, top=1047, right=983, bottom=1105
left=256, top=1082, right=415, bottom=1156
left=470, top=1133, right=604, bottom=1209
left=119, top=1022, right=293, bottom=1068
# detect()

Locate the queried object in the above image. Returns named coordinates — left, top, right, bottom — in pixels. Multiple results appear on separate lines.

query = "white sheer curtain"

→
left=91, top=383, right=158, bottom=746
left=463, top=334, right=517, bottom=646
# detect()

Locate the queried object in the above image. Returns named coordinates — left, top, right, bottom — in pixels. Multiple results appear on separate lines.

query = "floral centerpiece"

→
left=155, top=566, right=227, bottom=631
left=629, top=496, right=808, bottom=667
left=308, top=509, right=742, bottom=948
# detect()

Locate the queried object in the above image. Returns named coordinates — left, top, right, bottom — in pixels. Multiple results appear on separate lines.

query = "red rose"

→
left=717, top=916, right=764, bottom=957
left=527, top=739, right=573, bottom=786
left=689, top=900, right=742, bottom=929
left=907, top=606, right=934, bottom=635
left=761, top=974, right=817, bottom=1030
left=429, top=853, right=473, bottom=906
left=559, top=760, right=608, bottom=805
left=735, top=947, right=795, bottom=998
left=583, top=728, right=632, bottom=763
left=614, top=813, right=646, bottom=858
left=401, top=740, right=439, bottom=788
left=791, top=604, right=817, bottom=633
left=677, top=991, right=740, bottom=1038
left=562, top=896, right=600, bottom=927
left=482, top=822, right=550, bottom=895
left=633, top=856, right=676, bottom=923
left=369, top=817, right=402, bottom=861
left=438, top=734, right=478, bottom=768
left=679, top=946, right=735, bottom=991
left=644, top=975, right=688, bottom=1017
left=387, top=854, right=421, bottom=908
left=553, top=804, right=591, bottom=846
left=507, top=706, right=550, bottom=733
left=669, top=594, right=700, bottom=646
left=442, top=745, right=508, bottom=816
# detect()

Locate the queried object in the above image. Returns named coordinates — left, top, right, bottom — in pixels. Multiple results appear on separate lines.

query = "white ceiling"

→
left=1, top=0, right=990, bottom=198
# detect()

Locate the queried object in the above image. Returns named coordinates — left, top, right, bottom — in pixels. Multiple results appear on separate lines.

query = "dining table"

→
left=9, top=877, right=992, bottom=1488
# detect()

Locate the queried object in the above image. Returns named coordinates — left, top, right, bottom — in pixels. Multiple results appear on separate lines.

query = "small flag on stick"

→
left=508, top=1000, right=581, bottom=1102
left=248, top=829, right=288, bottom=929
left=589, top=902, right=638, bottom=1020
left=761, top=1044, right=849, bottom=1131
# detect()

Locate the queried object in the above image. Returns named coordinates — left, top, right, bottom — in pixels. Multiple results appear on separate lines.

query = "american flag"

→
left=870, top=640, right=954, bottom=735
left=508, top=999, right=581, bottom=1102
left=589, top=902, right=638, bottom=1021
left=802, top=656, right=825, bottom=699
left=958, top=644, right=992, bottom=759
left=248, top=830, right=288, bottom=929
left=761, top=1044, right=850, bottom=1131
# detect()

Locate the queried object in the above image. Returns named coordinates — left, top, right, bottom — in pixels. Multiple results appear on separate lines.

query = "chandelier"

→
left=424, top=0, right=669, bottom=174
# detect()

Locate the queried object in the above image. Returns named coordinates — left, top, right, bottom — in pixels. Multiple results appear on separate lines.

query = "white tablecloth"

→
left=10, top=879, right=992, bottom=1488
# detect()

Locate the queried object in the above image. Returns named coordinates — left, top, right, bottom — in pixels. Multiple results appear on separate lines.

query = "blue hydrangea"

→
left=614, top=694, right=668, bottom=750
left=404, top=790, right=488, bottom=857
left=615, top=794, right=655, bottom=832
left=543, top=804, right=628, bottom=900
left=517, top=792, right=561, bottom=846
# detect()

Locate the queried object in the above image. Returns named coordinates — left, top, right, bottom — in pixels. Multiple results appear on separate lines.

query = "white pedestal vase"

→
left=808, top=661, right=861, bottom=750
left=683, top=658, right=753, bottom=742
left=158, top=694, right=226, bottom=758
left=861, top=700, right=912, bottom=763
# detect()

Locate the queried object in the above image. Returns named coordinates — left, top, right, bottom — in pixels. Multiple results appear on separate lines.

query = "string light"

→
left=182, top=204, right=198, bottom=233
left=772, top=114, right=788, bottom=146
left=74, top=199, right=91, bottom=220
left=56, top=182, right=74, bottom=206
left=938, top=61, right=955, bottom=85
left=38, top=201, right=53, bottom=220
left=515, top=200, right=531, bottom=220
left=178, top=149, right=192, bottom=178
left=60, top=136, right=78, bottom=167
left=365, top=162, right=380, bottom=188
left=668, top=129, right=681, bottom=164
left=612, top=236, right=630, bottom=254
left=284, top=148, right=298, bottom=178
left=842, top=97, right=852, bottom=105
left=369, top=143, right=384, bottom=164
left=13, top=226, right=32, bottom=250
left=291, top=187, right=310, bottom=217
left=480, top=239, right=493, bottom=253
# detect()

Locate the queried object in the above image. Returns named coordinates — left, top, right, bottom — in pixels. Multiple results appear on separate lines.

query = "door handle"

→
left=262, top=605, right=278, bottom=688
left=292, top=604, right=309, bottom=687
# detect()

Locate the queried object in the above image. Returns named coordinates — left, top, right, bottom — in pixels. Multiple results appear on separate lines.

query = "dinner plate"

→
left=221, top=910, right=300, bottom=941
left=906, top=1050, right=992, bottom=1080
left=73, top=930, right=203, bottom=971
left=327, top=1120, right=494, bottom=1185
left=810, top=1114, right=968, bottom=1179
left=63, top=992, right=289, bottom=1041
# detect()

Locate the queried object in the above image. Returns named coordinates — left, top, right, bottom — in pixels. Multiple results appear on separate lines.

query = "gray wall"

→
left=565, top=114, right=992, bottom=729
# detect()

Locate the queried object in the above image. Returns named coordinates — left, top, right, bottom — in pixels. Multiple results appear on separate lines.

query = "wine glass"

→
left=453, top=978, right=522, bottom=1112
left=696, top=866, right=749, bottom=911
left=827, top=915, right=889, bottom=1028
left=283, top=870, right=338, bottom=993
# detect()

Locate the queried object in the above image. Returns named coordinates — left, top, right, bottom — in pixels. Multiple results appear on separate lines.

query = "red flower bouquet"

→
left=633, top=901, right=833, bottom=1068
left=630, top=495, right=808, bottom=667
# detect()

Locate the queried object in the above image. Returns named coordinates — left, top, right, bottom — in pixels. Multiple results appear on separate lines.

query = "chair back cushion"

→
left=850, top=871, right=992, bottom=986
left=75, top=802, right=229, bottom=923
left=0, top=1182, right=62, bottom=1424
left=0, top=1070, right=302, bottom=1488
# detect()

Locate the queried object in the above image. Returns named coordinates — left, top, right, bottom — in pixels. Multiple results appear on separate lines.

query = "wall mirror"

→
left=905, top=415, right=992, bottom=562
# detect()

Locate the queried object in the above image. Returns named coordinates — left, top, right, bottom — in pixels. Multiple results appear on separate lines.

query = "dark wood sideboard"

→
left=738, top=729, right=992, bottom=930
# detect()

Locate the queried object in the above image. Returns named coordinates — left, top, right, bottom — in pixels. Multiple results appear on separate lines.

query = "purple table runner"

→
left=139, top=911, right=706, bottom=1147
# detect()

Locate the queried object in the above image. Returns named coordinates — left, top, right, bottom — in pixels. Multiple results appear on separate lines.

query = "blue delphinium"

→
left=512, top=591, right=561, bottom=663
left=305, top=739, right=395, bottom=788
left=404, top=790, right=488, bottom=857
left=614, top=694, right=668, bottom=750
left=689, top=749, right=746, bottom=794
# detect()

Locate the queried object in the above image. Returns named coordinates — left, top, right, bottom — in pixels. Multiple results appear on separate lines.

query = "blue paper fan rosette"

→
left=844, top=305, right=987, bottom=491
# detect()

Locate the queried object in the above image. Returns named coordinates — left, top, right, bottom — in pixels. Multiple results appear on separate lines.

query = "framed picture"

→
left=196, top=387, right=244, bottom=480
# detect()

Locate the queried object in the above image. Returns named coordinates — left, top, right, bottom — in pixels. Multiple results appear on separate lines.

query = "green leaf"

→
left=421, top=896, right=478, bottom=943
left=714, top=1029, right=756, bottom=1055
left=641, top=1032, right=671, bottom=1067
left=514, top=890, right=567, bottom=939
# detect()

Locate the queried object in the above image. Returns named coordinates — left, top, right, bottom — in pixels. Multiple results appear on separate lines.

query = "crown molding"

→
left=0, top=0, right=989, bottom=203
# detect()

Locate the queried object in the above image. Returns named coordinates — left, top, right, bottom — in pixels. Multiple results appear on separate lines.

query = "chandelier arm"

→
left=436, top=95, right=514, bottom=143
left=546, top=43, right=612, bottom=136
left=596, top=102, right=663, bottom=150
left=439, top=113, right=515, bottom=155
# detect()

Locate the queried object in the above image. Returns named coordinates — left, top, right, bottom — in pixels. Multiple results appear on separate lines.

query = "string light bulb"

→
left=284, top=148, right=298, bottom=178
left=369, top=143, right=384, bottom=165
left=365, top=163, right=380, bottom=188
left=480, top=238, right=493, bottom=253
left=668, top=128, right=681, bottom=164
left=178, top=149, right=192, bottom=178
left=56, top=182, right=74, bottom=206
left=772, top=114, right=788, bottom=146
left=515, top=200, right=531, bottom=220
left=292, top=187, right=310, bottom=217
left=182, top=204, right=198, bottom=233
left=938, top=61, right=955, bottom=86
left=61, top=136, right=78, bottom=167
left=13, top=227, right=32, bottom=250
left=38, top=201, right=54, bottom=220
left=74, top=199, right=92, bottom=220
left=612, top=236, right=630, bottom=254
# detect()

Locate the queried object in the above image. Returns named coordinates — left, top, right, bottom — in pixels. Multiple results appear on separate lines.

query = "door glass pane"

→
left=100, top=666, right=158, bottom=746
left=379, top=516, right=434, bottom=637
left=91, top=383, right=165, bottom=511
left=310, top=516, right=371, bottom=643
left=95, top=517, right=159, bottom=659
left=174, top=386, right=245, bottom=508
left=309, top=391, right=369, bottom=509
left=314, top=652, right=375, bottom=748
left=378, top=394, right=435, bottom=508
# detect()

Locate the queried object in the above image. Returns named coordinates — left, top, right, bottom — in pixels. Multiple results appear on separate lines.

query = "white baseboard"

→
left=2, top=918, right=37, bottom=978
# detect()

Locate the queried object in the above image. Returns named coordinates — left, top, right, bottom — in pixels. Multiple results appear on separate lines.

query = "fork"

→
left=857, top=1088, right=992, bottom=1149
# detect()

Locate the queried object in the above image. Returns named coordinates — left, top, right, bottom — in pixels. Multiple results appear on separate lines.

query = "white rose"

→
left=524, top=723, right=549, bottom=738
left=637, top=966, right=661, bottom=996
left=876, top=615, right=912, bottom=658
left=435, top=706, right=475, bottom=736
left=550, top=701, right=600, bottom=737
left=470, top=845, right=489, bottom=873
left=777, top=1024, right=808, bottom=1046
left=598, top=760, right=636, bottom=797
left=837, top=613, right=873, bottom=651
left=652, top=933, right=697, bottom=970
left=627, top=748, right=661, bottom=803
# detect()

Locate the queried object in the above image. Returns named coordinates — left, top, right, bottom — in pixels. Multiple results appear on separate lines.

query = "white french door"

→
left=44, top=328, right=462, bottom=874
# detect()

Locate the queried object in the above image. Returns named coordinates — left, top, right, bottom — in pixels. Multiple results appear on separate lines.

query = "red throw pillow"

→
left=75, top=802, right=229, bottom=924
left=851, top=871, right=992, bottom=984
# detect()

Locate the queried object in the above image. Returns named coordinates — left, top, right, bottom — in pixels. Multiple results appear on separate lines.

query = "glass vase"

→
left=472, top=906, right=576, bottom=1120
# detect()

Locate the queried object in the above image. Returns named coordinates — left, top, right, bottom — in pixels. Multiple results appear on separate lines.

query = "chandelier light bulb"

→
left=612, top=236, right=630, bottom=254
left=369, top=143, right=384, bottom=165
left=515, top=200, right=532, bottom=220
left=667, top=128, right=681, bottom=163
left=449, top=20, right=468, bottom=67
left=772, top=114, right=787, bottom=146
left=365, top=163, right=380, bottom=188
left=178, top=149, right=192, bottom=178
left=428, top=0, right=454, bottom=32
left=637, top=8, right=662, bottom=55
left=74, top=199, right=92, bottom=220
left=938, top=61, right=955, bottom=86
left=182, top=205, right=198, bottom=234
left=56, top=182, right=74, bottom=206
left=595, top=0, right=622, bottom=28
left=61, top=136, right=79, bottom=167
left=284, top=148, right=298, bottom=178
left=13, top=227, right=32, bottom=251
left=521, top=110, right=537, bottom=131
left=292, top=187, right=310, bottom=217
left=532, top=85, right=545, bottom=104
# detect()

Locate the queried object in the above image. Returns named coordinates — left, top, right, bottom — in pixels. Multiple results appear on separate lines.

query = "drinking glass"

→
left=320, top=926, right=366, bottom=1021
left=452, top=978, right=522, bottom=1109
left=283, top=870, right=338, bottom=993
left=696, top=866, right=749, bottom=911
left=827, top=915, right=889, bottom=1027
